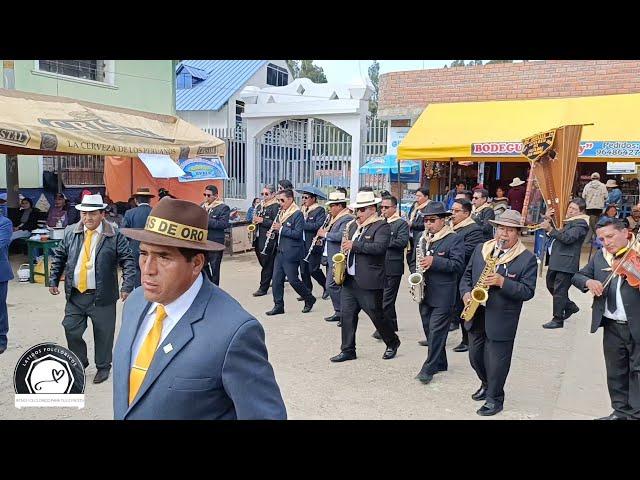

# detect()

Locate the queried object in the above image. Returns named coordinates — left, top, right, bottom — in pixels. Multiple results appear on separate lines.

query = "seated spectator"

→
left=626, top=204, right=640, bottom=233
left=46, top=193, right=69, bottom=227
left=599, top=204, right=621, bottom=225
left=11, top=197, right=40, bottom=242
left=492, top=187, right=509, bottom=218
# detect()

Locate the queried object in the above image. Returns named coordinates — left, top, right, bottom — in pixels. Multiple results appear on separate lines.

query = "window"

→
left=38, top=60, right=106, bottom=82
left=43, top=155, right=105, bottom=187
left=177, top=72, right=193, bottom=89
left=235, top=100, right=245, bottom=125
left=266, top=63, right=288, bottom=87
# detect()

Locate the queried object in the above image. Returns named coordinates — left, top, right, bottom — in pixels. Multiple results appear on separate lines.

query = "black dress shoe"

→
left=372, top=330, right=382, bottom=340
left=415, top=371, right=433, bottom=384
left=302, top=296, right=316, bottom=313
left=418, top=339, right=429, bottom=347
left=563, top=303, right=580, bottom=320
left=597, top=412, right=627, bottom=420
left=265, top=306, right=285, bottom=316
left=252, top=290, right=268, bottom=297
left=449, top=322, right=459, bottom=332
left=542, top=319, right=564, bottom=329
left=330, top=351, right=356, bottom=362
left=0, top=345, right=6, bottom=354
left=471, top=386, right=487, bottom=401
left=453, top=342, right=469, bottom=353
left=477, top=402, right=503, bottom=416
left=322, top=290, right=330, bottom=300
left=93, top=369, right=110, bottom=384
left=336, top=321, right=342, bottom=327
left=325, top=314, right=340, bottom=322
left=382, top=340, right=400, bottom=360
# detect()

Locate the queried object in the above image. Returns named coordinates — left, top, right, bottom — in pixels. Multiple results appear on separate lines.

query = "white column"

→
left=245, top=122, right=259, bottom=203
left=348, top=117, right=366, bottom=204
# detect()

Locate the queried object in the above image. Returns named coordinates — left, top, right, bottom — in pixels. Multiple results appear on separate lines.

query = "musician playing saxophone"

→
left=265, top=189, right=316, bottom=316
left=329, top=191, right=400, bottom=363
left=316, top=191, right=354, bottom=324
left=297, top=186, right=328, bottom=300
left=252, top=185, right=280, bottom=297
left=459, top=209, right=537, bottom=416
left=414, top=202, right=464, bottom=385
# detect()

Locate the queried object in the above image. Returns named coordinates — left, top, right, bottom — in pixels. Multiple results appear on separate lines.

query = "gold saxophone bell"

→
left=332, top=252, right=346, bottom=286
left=470, top=285, right=489, bottom=303
left=247, top=223, right=256, bottom=232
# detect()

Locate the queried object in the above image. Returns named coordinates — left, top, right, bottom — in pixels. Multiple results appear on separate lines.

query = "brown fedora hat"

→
left=121, top=197, right=224, bottom=251
left=133, top=187, right=156, bottom=197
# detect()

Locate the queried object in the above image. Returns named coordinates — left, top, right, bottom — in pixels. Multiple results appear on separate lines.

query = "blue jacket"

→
left=0, top=216, right=14, bottom=282
left=276, top=210, right=305, bottom=263
left=122, top=204, right=152, bottom=261
left=607, top=188, right=622, bottom=208
left=113, top=278, right=287, bottom=420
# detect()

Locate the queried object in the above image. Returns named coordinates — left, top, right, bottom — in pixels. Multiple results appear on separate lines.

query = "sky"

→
left=315, top=60, right=454, bottom=84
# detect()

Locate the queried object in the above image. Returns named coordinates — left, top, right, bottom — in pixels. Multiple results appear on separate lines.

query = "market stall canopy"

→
left=360, top=154, right=420, bottom=174
left=397, top=92, right=640, bottom=163
left=0, top=88, right=225, bottom=160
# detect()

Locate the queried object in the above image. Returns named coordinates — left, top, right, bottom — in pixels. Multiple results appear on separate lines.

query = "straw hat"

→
left=605, top=179, right=618, bottom=188
left=489, top=209, right=526, bottom=228
left=509, top=177, right=525, bottom=187
left=75, top=194, right=107, bottom=212
left=133, top=187, right=156, bottom=197
left=348, top=191, right=381, bottom=210
left=325, top=191, right=348, bottom=205
left=121, top=197, right=225, bottom=251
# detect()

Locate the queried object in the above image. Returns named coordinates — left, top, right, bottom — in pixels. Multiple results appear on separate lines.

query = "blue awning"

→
left=360, top=155, right=420, bottom=175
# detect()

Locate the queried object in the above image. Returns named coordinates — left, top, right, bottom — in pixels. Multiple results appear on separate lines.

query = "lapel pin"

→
left=163, top=343, right=173, bottom=354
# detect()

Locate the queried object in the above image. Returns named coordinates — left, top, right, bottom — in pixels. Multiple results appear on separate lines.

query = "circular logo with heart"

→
left=14, top=343, right=85, bottom=395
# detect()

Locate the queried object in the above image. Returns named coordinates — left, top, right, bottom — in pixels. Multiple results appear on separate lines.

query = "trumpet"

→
left=303, top=214, right=331, bottom=263
left=260, top=208, right=282, bottom=255
left=408, top=231, right=432, bottom=303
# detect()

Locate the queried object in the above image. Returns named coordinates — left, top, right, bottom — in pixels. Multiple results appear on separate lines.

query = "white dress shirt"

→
left=604, top=276, right=628, bottom=322
left=130, top=273, right=203, bottom=366
left=347, top=228, right=358, bottom=276
left=73, top=223, right=103, bottom=290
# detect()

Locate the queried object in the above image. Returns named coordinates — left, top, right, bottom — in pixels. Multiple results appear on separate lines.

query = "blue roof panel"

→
left=176, top=60, right=267, bottom=111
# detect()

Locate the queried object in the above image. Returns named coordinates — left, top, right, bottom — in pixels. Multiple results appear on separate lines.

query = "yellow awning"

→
left=0, top=88, right=225, bottom=160
left=397, top=93, right=640, bottom=163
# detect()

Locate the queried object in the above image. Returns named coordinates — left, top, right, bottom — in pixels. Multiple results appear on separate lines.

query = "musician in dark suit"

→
left=122, top=187, right=155, bottom=288
left=316, top=191, right=354, bottom=324
left=540, top=198, right=589, bottom=329
left=450, top=199, right=484, bottom=352
left=265, top=189, right=316, bottom=316
left=330, top=191, right=400, bottom=362
left=372, top=195, right=409, bottom=340
left=406, top=187, right=430, bottom=273
left=471, top=189, right=496, bottom=241
left=297, top=186, right=328, bottom=299
left=571, top=217, right=640, bottom=420
left=201, top=185, right=230, bottom=286
left=252, top=185, right=280, bottom=297
left=460, top=209, right=537, bottom=416
left=414, top=202, right=465, bottom=384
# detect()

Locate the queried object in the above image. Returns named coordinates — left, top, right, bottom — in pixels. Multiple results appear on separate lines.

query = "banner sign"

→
left=472, top=141, right=640, bottom=158
left=177, top=156, right=229, bottom=182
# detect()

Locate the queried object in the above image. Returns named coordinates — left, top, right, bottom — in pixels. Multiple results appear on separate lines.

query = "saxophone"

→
left=408, top=230, right=432, bottom=303
left=460, top=239, right=506, bottom=322
left=247, top=201, right=263, bottom=242
left=332, top=219, right=356, bottom=286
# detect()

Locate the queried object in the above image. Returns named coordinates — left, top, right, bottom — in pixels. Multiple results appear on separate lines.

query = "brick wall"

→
left=378, top=60, right=640, bottom=120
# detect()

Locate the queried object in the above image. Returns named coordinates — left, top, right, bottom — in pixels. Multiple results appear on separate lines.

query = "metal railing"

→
left=43, top=154, right=105, bottom=186
left=204, top=126, right=247, bottom=200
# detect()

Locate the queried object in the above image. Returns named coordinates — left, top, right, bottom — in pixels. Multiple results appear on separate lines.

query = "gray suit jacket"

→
left=326, top=213, right=355, bottom=261
left=113, top=278, right=287, bottom=420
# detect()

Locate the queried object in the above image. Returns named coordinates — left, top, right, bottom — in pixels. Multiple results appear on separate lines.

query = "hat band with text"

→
left=145, top=216, right=207, bottom=243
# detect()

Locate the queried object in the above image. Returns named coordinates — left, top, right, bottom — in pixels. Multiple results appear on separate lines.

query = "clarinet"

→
left=260, top=208, right=282, bottom=255
left=303, top=213, right=331, bottom=263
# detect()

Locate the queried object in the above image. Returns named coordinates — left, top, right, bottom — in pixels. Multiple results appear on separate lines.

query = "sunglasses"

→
left=472, top=196, right=481, bottom=200
left=356, top=207, right=367, bottom=213
left=278, top=199, right=286, bottom=203
left=380, top=205, right=393, bottom=209
left=203, top=193, right=212, bottom=197
left=261, top=192, right=270, bottom=196
left=301, top=195, right=310, bottom=200
left=424, top=218, right=441, bottom=223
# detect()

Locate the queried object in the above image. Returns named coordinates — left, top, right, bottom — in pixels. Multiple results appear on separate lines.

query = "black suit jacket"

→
left=473, top=207, right=496, bottom=241
left=418, top=232, right=465, bottom=308
left=460, top=244, right=538, bottom=341
left=255, top=203, right=280, bottom=255
left=385, top=219, right=409, bottom=277
left=455, top=223, right=485, bottom=266
left=205, top=203, right=231, bottom=245
left=276, top=210, right=305, bottom=263
left=545, top=219, right=588, bottom=274
left=302, top=207, right=327, bottom=270
left=347, top=220, right=390, bottom=290
left=572, top=251, right=640, bottom=342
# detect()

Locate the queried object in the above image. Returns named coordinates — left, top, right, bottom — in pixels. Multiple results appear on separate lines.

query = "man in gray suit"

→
left=540, top=198, right=589, bottom=329
left=122, top=187, right=155, bottom=288
left=115, top=197, right=286, bottom=420
left=316, top=191, right=354, bottom=325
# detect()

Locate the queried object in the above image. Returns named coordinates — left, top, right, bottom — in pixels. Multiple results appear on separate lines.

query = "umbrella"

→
left=295, top=185, right=327, bottom=200
left=360, top=155, right=420, bottom=175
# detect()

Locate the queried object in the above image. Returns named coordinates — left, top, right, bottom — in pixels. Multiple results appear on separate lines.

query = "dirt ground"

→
left=0, top=245, right=611, bottom=420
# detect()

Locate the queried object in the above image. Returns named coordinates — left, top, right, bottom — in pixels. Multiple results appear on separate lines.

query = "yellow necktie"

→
left=77, top=229, right=94, bottom=293
left=129, top=304, right=167, bottom=405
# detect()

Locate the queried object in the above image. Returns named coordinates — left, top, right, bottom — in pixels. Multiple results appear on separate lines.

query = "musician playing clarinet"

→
left=572, top=217, right=640, bottom=420
left=297, top=186, right=328, bottom=300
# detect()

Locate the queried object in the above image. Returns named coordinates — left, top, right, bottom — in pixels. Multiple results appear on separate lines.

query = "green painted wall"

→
left=1, top=60, right=176, bottom=188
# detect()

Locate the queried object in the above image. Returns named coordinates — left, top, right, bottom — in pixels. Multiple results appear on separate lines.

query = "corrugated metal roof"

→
left=179, top=64, right=208, bottom=80
left=176, top=60, right=267, bottom=111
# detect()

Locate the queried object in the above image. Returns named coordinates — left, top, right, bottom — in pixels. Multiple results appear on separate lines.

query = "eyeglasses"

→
left=424, top=218, right=440, bottom=223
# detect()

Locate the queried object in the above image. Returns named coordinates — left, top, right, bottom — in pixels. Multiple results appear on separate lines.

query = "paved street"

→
left=0, top=245, right=611, bottom=420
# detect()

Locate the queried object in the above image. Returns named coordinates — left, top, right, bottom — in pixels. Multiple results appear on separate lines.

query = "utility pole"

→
left=2, top=60, right=20, bottom=208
